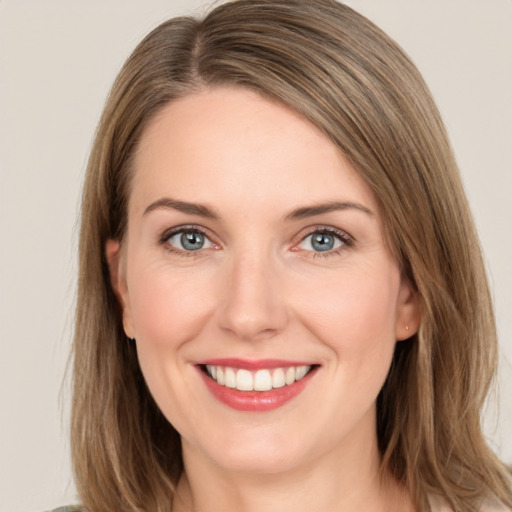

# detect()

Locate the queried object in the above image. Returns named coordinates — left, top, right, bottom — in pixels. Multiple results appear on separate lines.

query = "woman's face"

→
left=108, top=87, right=418, bottom=475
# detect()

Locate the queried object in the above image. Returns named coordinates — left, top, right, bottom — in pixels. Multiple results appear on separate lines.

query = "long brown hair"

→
left=72, top=1, right=511, bottom=510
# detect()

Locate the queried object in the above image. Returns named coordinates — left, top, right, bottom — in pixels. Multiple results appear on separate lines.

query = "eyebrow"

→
left=143, top=197, right=374, bottom=221
left=284, top=201, right=374, bottom=220
left=143, top=197, right=219, bottom=219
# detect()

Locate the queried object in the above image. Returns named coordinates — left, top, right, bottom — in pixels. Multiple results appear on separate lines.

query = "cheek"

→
left=127, top=261, right=216, bottom=346
left=292, top=265, right=401, bottom=435
left=125, top=260, right=219, bottom=430
left=300, top=267, right=398, bottom=333
left=292, top=262, right=400, bottom=372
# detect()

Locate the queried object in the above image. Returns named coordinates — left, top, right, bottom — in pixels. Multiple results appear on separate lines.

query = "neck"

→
left=172, top=412, right=415, bottom=512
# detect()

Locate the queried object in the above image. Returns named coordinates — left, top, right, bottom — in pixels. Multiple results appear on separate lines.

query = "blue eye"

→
left=299, top=230, right=345, bottom=252
left=166, top=229, right=213, bottom=251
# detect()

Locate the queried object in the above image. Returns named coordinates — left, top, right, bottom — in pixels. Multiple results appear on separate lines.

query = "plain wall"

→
left=0, top=1, right=510, bottom=511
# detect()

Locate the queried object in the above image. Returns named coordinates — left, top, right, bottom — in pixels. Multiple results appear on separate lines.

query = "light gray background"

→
left=0, top=1, right=511, bottom=511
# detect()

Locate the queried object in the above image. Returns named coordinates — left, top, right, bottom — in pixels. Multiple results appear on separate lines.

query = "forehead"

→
left=130, top=86, right=378, bottom=218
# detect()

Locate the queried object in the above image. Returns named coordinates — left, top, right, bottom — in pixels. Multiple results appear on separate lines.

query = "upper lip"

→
left=196, top=358, right=316, bottom=370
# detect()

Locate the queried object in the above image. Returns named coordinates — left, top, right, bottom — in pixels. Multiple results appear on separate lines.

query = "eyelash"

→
left=158, top=225, right=354, bottom=258
left=295, top=226, right=354, bottom=259
left=159, top=225, right=216, bottom=257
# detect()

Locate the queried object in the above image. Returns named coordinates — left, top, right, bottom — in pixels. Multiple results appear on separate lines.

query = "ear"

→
left=105, top=239, right=135, bottom=339
left=395, top=279, right=421, bottom=341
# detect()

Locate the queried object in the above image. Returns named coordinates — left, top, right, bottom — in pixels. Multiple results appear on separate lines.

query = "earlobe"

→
left=105, top=239, right=135, bottom=338
left=395, top=280, right=421, bottom=341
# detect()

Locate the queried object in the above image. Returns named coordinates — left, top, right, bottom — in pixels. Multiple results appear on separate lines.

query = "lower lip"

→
left=198, top=367, right=316, bottom=412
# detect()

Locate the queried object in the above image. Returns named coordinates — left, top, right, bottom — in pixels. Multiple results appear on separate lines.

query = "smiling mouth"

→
left=197, top=360, right=318, bottom=411
left=200, top=364, right=315, bottom=392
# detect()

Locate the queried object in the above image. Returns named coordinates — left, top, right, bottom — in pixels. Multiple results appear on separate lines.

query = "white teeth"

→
left=205, top=364, right=312, bottom=391
left=224, top=367, right=236, bottom=388
left=254, top=370, right=272, bottom=391
left=206, top=365, right=216, bottom=380
left=285, top=367, right=296, bottom=385
left=236, top=369, right=253, bottom=391
left=295, top=365, right=308, bottom=380
left=272, top=368, right=286, bottom=388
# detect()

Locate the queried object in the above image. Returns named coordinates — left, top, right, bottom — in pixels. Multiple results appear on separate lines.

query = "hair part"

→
left=72, top=1, right=511, bottom=511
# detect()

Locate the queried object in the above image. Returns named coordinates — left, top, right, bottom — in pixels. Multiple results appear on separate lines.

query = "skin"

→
left=107, top=86, right=420, bottom=512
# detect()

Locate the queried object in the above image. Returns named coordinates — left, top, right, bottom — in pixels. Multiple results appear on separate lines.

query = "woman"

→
left=65, top=0, right=511, bottom=511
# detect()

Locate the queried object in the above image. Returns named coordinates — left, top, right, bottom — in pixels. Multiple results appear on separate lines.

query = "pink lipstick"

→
left=196, top=359, right=317, bottom=412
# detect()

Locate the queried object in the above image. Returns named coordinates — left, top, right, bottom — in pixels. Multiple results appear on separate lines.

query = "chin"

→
left=211, top=448, right=304, bottom=476
left=184, top=425, right=309, bottom=476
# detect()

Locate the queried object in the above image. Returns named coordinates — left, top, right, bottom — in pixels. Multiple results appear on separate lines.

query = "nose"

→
left=216, top=252, right=289, bottom=342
